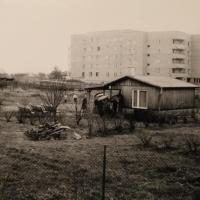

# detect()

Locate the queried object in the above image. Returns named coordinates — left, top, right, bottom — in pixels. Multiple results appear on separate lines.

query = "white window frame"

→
left=132, top=89, right=148, bottom=109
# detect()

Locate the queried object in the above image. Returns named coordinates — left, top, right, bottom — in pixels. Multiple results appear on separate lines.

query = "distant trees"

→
left=48, top=66, right=63, bottom=80
left=37, top=72, right=46, bottom=80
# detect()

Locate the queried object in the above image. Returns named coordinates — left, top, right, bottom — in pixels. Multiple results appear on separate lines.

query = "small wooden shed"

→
left=85, top=76, right=198, bottom=115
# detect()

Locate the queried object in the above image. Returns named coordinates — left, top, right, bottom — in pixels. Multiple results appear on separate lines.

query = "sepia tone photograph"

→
left=1, top=0, right=200, bottom=199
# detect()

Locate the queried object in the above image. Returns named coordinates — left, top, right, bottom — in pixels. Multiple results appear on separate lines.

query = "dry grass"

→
left=0, top=88, right=200, bottom=199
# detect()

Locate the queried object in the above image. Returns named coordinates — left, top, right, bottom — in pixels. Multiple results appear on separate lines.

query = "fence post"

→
left=102, top=145, right=106, bottom=200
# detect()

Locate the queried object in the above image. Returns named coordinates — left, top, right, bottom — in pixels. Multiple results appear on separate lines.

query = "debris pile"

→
left=24, top=122, right=75, bottom=140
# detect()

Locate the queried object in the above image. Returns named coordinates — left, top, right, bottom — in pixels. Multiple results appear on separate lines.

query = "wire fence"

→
left=0, top=145, right=200, bottom=200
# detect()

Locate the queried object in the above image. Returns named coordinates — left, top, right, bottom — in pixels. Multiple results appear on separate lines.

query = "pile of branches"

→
left=24, top=122, right=71, bottom=140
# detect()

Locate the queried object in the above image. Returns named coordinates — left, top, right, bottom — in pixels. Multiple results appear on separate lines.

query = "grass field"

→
left=1, top=88, right=200, bottom=199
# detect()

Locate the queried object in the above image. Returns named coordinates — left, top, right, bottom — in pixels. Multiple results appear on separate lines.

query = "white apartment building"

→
left=69, top=30, right=196, bottom=83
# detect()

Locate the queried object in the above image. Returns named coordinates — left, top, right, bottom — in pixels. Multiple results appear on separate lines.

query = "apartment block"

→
left=147, top=32, right=191, bottom=82
left=69, top=30, right=197, bottom=83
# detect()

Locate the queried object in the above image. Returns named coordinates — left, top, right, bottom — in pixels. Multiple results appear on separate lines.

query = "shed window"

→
left=132, top=90, right=148, bottom=109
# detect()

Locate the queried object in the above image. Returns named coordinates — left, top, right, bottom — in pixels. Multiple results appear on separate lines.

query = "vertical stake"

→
left=102, top=145, right=106, bottom=200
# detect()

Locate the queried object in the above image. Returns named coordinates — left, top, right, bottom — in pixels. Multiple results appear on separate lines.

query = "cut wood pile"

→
left=24, top=122, right=82, bottom=140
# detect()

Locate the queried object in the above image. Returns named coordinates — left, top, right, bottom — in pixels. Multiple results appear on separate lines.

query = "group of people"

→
left=93, top=96, right=120, bottom=117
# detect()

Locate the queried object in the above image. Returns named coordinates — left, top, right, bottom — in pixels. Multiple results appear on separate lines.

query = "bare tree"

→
left=39, top=81, right=67, bottom=121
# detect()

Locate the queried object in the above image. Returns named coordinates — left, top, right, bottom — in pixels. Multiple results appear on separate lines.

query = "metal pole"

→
left=102, top=145, right=106, bottom=200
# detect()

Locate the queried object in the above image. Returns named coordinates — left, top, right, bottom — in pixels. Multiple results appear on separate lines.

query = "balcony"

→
left=173, top=39, right=185, bottom=44
left=172, top=63, right=186, bottom=68
left=172, top=68, right=185, bottom=74
left=172, top=54, right=185, bottom=59
left=172, top=44, right=186, bottom=50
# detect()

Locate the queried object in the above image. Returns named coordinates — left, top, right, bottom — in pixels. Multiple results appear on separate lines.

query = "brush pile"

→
left=24, top=121, right=71, bottom=140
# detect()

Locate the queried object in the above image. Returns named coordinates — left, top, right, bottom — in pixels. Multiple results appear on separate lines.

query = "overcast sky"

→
left=0, top=0, right=200, bottom=74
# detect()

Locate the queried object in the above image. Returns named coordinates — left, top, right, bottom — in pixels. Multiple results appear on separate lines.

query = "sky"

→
left=0, top=0, right=200, bottom=74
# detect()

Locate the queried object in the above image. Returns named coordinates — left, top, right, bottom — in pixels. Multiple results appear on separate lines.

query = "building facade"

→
left=69, top=30, right=198, bottom=83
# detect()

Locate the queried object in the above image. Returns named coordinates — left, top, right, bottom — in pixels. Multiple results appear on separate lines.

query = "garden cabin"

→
left=85, top=76, right=198, bottom=116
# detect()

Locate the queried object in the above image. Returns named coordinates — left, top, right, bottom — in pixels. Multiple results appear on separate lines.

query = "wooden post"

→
left=102, top=145, right=106, bottom=200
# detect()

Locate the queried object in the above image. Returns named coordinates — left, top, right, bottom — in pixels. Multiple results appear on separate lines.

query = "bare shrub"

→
left=160, top=132, right=175, bottom=148
left=124, top=114, right=136, bottom=132
left=1, top=108, right=15, bottom=122
left=39, top=81, right=67, bottom=122
left=137, top=130, right=154, bottom=147
left=65, top=92, right=87, bottom=125
left=84, top=111, right=96, bottom=138
left=110, top=115, right=125, bottom=133
left=0, top=98, right=4, bottom=115
left=95, top=115, right=110, bottom=136
left=182, top=133, right=200, bottom=153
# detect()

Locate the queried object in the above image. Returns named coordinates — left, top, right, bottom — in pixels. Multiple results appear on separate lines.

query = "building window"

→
left=147, top=63, right=150, bottom=66
left=147, top=45, right=150, bottom=47
left=114, top=37, right=117, bottom=41
left=106, top=72, right=109, bottom=76
left=147, top=54, right=150, bottom=57
left=97, top=38, right=99, bottom=42
left=155, top=40, right=160, bottom=44
left=132, top=40, right=137, bottom=45
left=114, top=55, right=117, bottom=59
left=120, top=37, right=123, bottom=41
left=83, top=48, right=86, bottom=52
left=132, top=90, right=148, bottom=109
left=96, top=72, right=99, bottom=77
left=155, top=68, right=160, bottom=73
left=155, top=49, right=160, bottom=53
left=132, top=49, right=137, bottom=54
left=97, top=47, right=100, bottom=51
left=106, top=46, right=109, bottom=50
left=106, top=55, right=109, bottom=60
left=106, top=64, right=109, bottom=68
left=128, top=59, right=132, bottom=63
left=90, top=38, right=93, bottom=42
left=127, top=49, right=131, bottom=54
left=120, top=63, right=122, bottom=68
left=82, top=40, right=86, bottom=44
left=83, top=56, right=85, bottom=60
left=90, top=55, right=93, bottom=60
left=188, top=69, right=191, bottom=74
left=89, top=72, right=92, bottom=77
left=90, top=64, right=93, bottom=68
left=114, top=64, right=117, bottom=68
left=96, top=64, right=99, bottom=68
left=83, top=64, right=85, bottom=68
left=155, top=59, right=160, bottom=63
left=188, top=60, right=191, bottom=65
left=89, top=47, right=93, bottom=51
left=114, top=72, right=117, bottom=76
left=188, top=42, right=190, bottom=46
left=82, top=72, right=85, bottom=77
left=96, top=55, right=99, bottom=59
left=127, top=40, right=131, bottom=45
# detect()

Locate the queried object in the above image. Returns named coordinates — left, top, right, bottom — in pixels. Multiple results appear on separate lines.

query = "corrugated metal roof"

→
left=104, top=76, right=198, bottom=88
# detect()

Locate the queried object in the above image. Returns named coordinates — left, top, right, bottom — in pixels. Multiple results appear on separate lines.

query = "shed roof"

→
left=85, top=76, right=198, bottom=90
left=103, top=76, right=198, bottom=88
